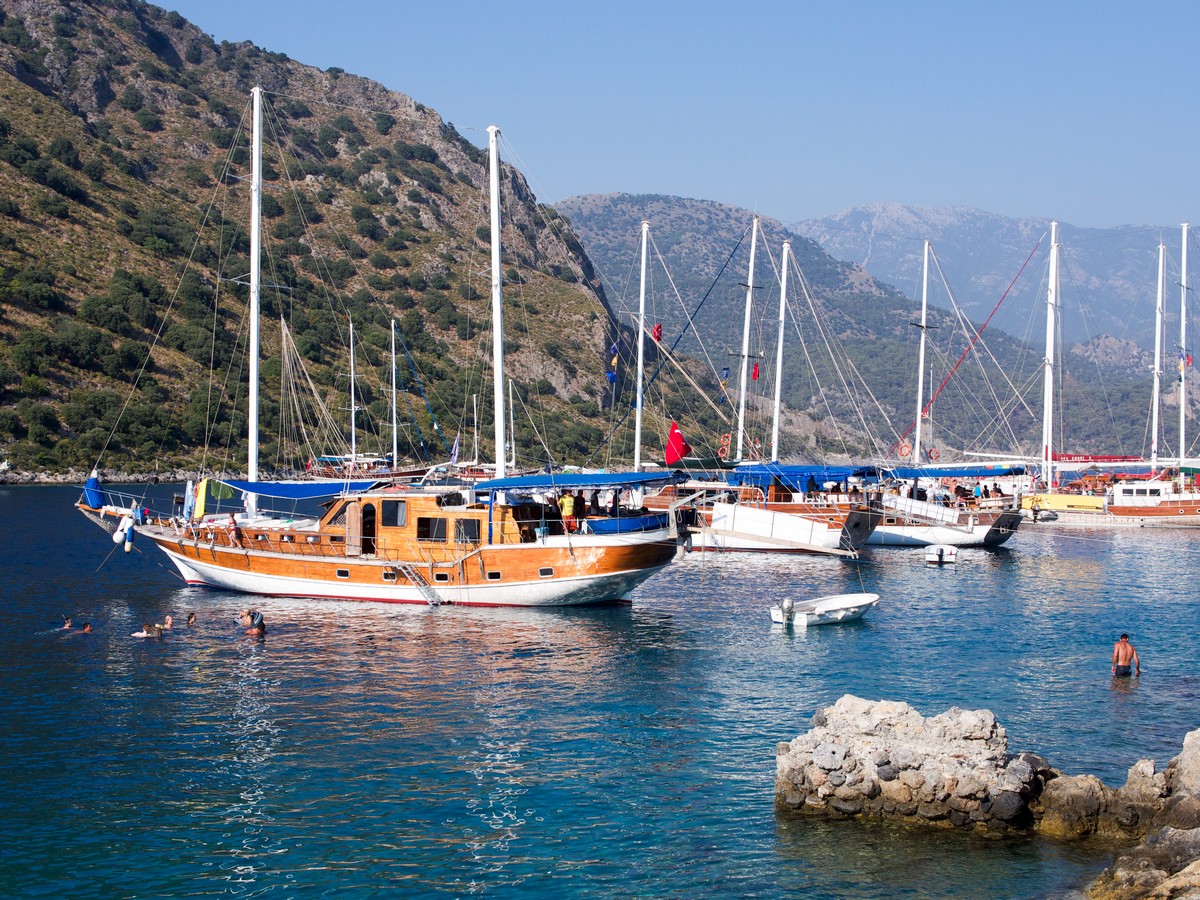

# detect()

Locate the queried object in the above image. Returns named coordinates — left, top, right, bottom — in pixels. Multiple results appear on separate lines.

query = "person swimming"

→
left=131, top=624, right=162, bottom=638
left=239, top=608, right=266, bottom=636
left=1112, top=633, right=1140, bottom=677
left=186, top=612, right=196, bottom=626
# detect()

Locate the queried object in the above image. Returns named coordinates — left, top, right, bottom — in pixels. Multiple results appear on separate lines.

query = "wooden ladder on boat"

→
left=394, top=562, right=442, bottom=606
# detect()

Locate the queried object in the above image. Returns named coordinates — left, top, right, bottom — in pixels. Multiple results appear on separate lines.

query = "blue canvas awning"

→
left=219, top=479, right=378, bottom=500
left=876, top=464, right=1027, bottom=480
left=475, top=470, right=684, bottom=492
left=723, top=463, right=874, bottom=492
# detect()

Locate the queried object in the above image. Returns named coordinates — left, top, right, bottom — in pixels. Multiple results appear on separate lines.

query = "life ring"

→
left=927, top=447, right=940, bottom=461
left=717, top=445, right=729, bottom=459
left=898, top=443, right=912, bottom=458
left=719, top=432, right=732, bottom=448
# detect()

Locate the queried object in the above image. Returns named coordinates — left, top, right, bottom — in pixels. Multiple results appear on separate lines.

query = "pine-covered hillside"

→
left=0, top=0, right=637, bottom=477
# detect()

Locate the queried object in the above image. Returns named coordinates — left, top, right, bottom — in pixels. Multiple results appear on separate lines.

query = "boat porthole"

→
left=382, top=571, right=397, bottom=582
left=335, top=569, right=350, bottom=579
left=434, top=573, right=450, bottom=583
left=538, top=567, right=554, bottom=578
left=487, top=571, right=502, bottom=581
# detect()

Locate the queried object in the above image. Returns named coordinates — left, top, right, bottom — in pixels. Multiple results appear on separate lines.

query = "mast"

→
left=1040, top=221, right=1060, bottom=492
left=247, top=85, right=262, bottom=504
left=472, top=394, right=479, bottom=465
left=634, top=220, right=649, bottom=471
left=348, top=318, right=357, bottom=469
left=390, top=319, right=398, bottom=469
left=1151, top=243, right=1165, bottom=474
left=1181, top=223, right=1190, bottom=469
left=487, top=125, right=506, bottom=479
left=735, top=216, right=759, bottom=461
left=913, top=240, right=931, bottom=461
left=770, top=240, right=791, bottom=463
left=507, top=380, right=517, bottom=469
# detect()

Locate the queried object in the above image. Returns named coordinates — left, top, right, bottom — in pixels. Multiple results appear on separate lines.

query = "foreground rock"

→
left=775, top=695, right=1200, bottom=898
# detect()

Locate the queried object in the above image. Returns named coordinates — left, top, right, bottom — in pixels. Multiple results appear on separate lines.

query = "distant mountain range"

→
left=555, top=193, right=1171, bottom=458
left=790, top=203, right=1178, bottom=351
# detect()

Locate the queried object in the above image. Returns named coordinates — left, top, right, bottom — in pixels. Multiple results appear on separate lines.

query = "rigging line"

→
left=893, top=232, right=1047, bottom=448
left=926, top=248, right=1031, bottom=453
left=395, top=329, right=450, bottom=458
left=582, top=224, right=752, bottom=467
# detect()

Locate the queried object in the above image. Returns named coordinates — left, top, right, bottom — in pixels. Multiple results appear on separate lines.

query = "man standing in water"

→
left=1112, top=633, right=1140, bottom=677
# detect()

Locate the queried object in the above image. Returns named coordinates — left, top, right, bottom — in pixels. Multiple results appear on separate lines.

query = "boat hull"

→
left=141, top=525, right=679, bottom=608
left=691, top=501, right=879, bottom=555
left=866, top=496, right=1022, bottom=547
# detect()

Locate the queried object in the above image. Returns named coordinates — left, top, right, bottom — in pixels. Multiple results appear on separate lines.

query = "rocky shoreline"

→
left=776, top=695, right=1200, bottom=899
left=0, top=468, right=198, bottom=486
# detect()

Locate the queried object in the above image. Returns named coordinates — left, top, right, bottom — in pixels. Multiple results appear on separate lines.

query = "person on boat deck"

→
left=992, top=483, right=1005, bottom=497
left=1112, top=633, right=1140, bottom=677
left=608, top=490, right=622, bottom=518
left=558, top=491, right=577, bottom=533
left=973, top=483, right=983, bottom=501
left=573, top=490, right=587, bottom=524
left=805, top=475, right=819, bottom=498
left=981, top=486, right=991, bottom=499
left=226, top=514, right=243, bottom=549
left=587, top=491, right=603, bottom=517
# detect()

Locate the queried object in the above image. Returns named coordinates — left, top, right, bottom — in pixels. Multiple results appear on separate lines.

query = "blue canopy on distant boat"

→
left=875, top=464, right=1027, bottom=480
left=475, top=471, right=685, bottom=492
left=723, top=463, right=873, bottom=492
left=219, top=479, right=378, bottom=500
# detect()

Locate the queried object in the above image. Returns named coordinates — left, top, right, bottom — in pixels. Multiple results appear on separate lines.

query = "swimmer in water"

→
left=61, top=616, right=73, bottom=630
left=239, top=608, right=266, bottom=636
left=81, top=623, right=92, bottom=634
left=187, top=612, right=196, bottom=626
left=131, top=624, right=162, bottom=638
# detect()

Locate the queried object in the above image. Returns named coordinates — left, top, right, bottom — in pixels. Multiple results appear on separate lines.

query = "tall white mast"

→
left=913, top=240, right=931, bottom=461
left=247, top=85, right=262, bottom=502
left=770, top=240, right=791, bottom=463
left=1180, top=223, right=1190, bottom=469
left=487, top=125, right=506, bottom=479
left=1151, top=243, right=1165, bottom=473
left=633, top=220, right=649, bottom=471
left=508, top=380, right=517, bottom=469
left=472, top=394, right=479, bottom=465
left=390, top=319, right=398, bottom=469
left=348, top=319, right=357, bottom=468
left=736, top=216, right=759, bottom=461
left=1040, top=222, right=1060, bottom=492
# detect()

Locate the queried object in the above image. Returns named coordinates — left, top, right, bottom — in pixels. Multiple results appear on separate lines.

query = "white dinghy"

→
left=770, top=592, right=880, bottom=628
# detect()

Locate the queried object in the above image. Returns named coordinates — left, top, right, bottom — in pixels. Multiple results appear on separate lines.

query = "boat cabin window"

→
left=417, top=517, right=448, bottom=542
left=455, top=519, right=481, bottom=544
left=538, top=567, right=554, bottom=578
left=382, top=570, right=397, bottom=582
left=487, top=571, right=502, bottom=581
left=328, top=503, right=350, bottom=526
left=381, top=500, right=407, bottom=528
left=336, top=569, right=350, bottom=579
left=433, top=572, right=450, bottom=583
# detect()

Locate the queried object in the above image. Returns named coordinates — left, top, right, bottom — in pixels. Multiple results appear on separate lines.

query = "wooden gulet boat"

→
left=76, top=97, right=685, bottom=606
left=79, top=473, right=683, bottom=607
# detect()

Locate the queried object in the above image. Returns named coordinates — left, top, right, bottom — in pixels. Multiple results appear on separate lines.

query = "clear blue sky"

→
left=165, top=0, right=1197, bottom=229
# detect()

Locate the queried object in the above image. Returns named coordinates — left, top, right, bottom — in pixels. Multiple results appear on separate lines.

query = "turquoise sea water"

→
left=4, top=485, right=1200, bottom=898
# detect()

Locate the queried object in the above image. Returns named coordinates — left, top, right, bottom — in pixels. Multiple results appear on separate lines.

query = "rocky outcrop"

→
left=776, top=696, right=1200, bottom=899
left=775, top=695, right=1049, bottom=833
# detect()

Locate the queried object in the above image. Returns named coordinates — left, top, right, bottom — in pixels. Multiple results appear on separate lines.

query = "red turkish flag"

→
left=664, top=421, right=693, bottom=465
